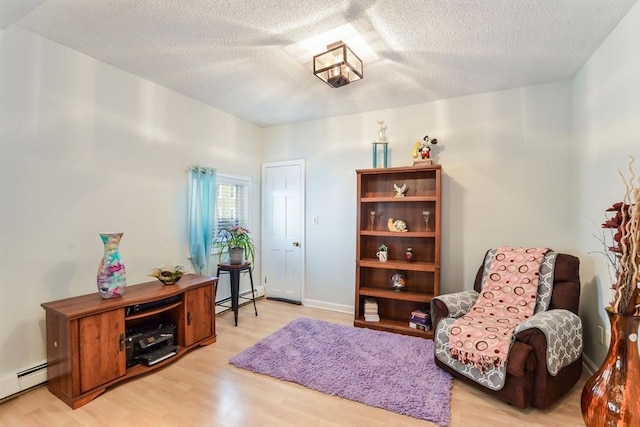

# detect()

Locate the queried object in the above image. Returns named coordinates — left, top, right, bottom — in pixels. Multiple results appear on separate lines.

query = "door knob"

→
left=293, top=242, right=300, bottom=247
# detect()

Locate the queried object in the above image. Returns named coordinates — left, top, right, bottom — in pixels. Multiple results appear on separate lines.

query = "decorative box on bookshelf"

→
left=354, top=165, right=441, bottom=338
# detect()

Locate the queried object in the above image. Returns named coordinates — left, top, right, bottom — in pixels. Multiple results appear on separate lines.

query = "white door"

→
left=261, top=160, right=304, bottom=303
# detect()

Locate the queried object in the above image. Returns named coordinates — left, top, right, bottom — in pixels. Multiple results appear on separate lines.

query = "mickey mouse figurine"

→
left=412, top=135, right=438, bottom=163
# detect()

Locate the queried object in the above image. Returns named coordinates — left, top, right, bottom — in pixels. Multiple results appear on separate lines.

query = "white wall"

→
left=263, top=80, right=576, bottom=310
left=0, top=27, right=263, bottom=392
left=573, top=1, right=640, bottom=368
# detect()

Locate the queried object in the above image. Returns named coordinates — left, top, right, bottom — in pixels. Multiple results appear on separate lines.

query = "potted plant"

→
left=215, top=225, right=256, bottom=265
left=582, top=156, right=639, bottom=427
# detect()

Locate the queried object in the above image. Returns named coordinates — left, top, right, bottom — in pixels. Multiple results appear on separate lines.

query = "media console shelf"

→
left=41, top=274, right=217, bottom=409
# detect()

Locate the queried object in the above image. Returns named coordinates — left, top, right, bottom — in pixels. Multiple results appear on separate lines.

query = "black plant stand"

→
left=216, top=262, right=258, bottom=326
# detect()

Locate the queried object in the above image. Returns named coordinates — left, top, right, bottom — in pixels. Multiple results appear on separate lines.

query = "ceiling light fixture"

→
left=313, top=41, right=363, bottom=88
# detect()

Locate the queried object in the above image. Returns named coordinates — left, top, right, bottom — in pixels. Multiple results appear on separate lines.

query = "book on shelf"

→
left=409, top=308, right=431, bottom=330
left=364, top=299, right=378, bottom=311
left=410, top=308, right=429, bottom=318
left=364, top=298, right=379, bottom=322
left=364, top=298, right=378, bottom=307
left=364, top=314, right=380, bottom=322
left=409, top=314, right=429, bottom=325
left=409, top=321, right=429, bottom=331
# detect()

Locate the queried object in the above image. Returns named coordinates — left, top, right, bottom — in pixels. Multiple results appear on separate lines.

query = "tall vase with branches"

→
left=582, top=156, right=639, bottom=427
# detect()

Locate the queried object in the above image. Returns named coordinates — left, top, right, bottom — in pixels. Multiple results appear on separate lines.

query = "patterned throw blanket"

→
left=448, top=246, right=550, bottom=371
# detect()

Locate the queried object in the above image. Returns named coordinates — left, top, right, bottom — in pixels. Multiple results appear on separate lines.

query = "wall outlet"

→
left=597, top=325, right=604, bottom=344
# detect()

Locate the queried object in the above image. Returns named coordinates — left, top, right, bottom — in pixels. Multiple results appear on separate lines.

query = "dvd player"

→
left=125, top=294, right=181, bottom=316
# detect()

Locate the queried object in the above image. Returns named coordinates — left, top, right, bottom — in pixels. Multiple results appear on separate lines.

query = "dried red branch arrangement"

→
left=601, top=156, right=640, bottom=316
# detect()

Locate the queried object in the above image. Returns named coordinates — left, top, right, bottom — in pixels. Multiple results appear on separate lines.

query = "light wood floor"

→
left=0, top=299, right=587, bottom=426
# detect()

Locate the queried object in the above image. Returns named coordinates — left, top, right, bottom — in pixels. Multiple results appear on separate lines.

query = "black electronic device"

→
left=125, top=321, right=176, bottom=368
left=125, top=294, right=181, bottom=316
left=137, top=345, right=178, bottom=366
left=124, top=295, right=181, bottom=316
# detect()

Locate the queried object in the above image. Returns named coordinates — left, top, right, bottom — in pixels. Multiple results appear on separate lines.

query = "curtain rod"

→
left=186, top=166, right=215, bottom=175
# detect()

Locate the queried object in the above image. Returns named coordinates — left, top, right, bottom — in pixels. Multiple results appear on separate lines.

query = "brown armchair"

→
left=431, top=251, right=582, bottom=409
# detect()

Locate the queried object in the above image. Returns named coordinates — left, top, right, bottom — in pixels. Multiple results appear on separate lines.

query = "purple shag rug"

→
left=229, top=318, right=452, bottom=426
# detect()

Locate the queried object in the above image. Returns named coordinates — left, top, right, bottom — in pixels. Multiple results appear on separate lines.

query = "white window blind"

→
left=214, top=174, right=250, bottom=250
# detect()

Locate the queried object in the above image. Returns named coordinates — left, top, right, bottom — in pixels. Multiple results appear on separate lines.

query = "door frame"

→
left=261, top=159, right=306, bottom=303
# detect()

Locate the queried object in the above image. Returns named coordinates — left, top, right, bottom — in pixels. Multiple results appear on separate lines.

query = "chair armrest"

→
left=431, top=290, right=479, bottom=330
left=514, top=309, right=583, bottom=375
left=505, top=341, right=536, bottom=377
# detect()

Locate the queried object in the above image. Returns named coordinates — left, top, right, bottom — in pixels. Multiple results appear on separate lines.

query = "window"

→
left=214, top=174, right=250, bottom=252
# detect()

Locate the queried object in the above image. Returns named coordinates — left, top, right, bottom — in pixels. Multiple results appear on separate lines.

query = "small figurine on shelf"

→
left=376, top=244, right=388, bottom=262
left=388, top=218, right=408, bottom=232
left=405, top=248, right=414, bottom=263
left=393, top=183, right=407, bottom=198
left=369, top=210, right=376, bottom=230
left=412, top=135, right=439, bottom=166
left=391, top=272, right=406, bottom=292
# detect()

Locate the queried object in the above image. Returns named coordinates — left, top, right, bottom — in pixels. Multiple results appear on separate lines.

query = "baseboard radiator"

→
left=215, top=285, right=265, bottom=315
left=0, top=362, right=48, bottom=401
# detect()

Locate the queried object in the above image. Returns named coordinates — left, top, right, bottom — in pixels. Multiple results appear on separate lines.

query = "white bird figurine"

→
left=393, top=183, right=407, bottom=197
left=388, top=218, right=408, bottom=232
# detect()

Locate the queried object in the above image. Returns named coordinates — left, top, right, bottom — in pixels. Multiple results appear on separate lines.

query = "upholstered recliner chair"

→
left=431, top=249, right=583, bottom=409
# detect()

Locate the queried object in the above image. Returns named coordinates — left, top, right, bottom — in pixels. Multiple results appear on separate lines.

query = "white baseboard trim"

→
left=0, top=376, right=20, bottom=401
left=302, top=298, right=354, bottom=315
left=215, top=285, right=265, bottom=315
left=582, top=353, right=598, bottom=375
left=0, top=361, right=48, bottom=401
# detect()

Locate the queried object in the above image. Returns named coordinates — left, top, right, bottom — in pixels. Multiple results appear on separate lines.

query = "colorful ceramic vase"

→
left=97, top=232, right=126, bottom=299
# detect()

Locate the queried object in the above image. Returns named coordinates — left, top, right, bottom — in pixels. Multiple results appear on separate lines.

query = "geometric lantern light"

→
left=313, top=40, right=363, bottom=88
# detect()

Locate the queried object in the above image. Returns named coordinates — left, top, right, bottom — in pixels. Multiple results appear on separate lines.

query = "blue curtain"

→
left=188, top=166, right=216, bottom=275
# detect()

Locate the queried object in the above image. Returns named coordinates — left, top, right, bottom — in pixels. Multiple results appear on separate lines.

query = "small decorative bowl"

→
left=148, top=265, right=189, bottom=285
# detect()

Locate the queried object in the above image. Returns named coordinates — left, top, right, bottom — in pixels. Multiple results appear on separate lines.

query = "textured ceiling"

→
left=5, top=0, right=638, bottom=127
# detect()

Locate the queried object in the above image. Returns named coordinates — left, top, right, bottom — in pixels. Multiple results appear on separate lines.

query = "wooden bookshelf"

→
left=354, top=165, right=441, bottom=338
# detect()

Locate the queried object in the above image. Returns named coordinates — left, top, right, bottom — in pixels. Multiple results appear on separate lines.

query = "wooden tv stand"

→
left=41, top=274, right=218, bottom=409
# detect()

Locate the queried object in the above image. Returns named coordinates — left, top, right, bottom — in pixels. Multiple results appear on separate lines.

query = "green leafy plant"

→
left=215, top=225, right=256, bottom=263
